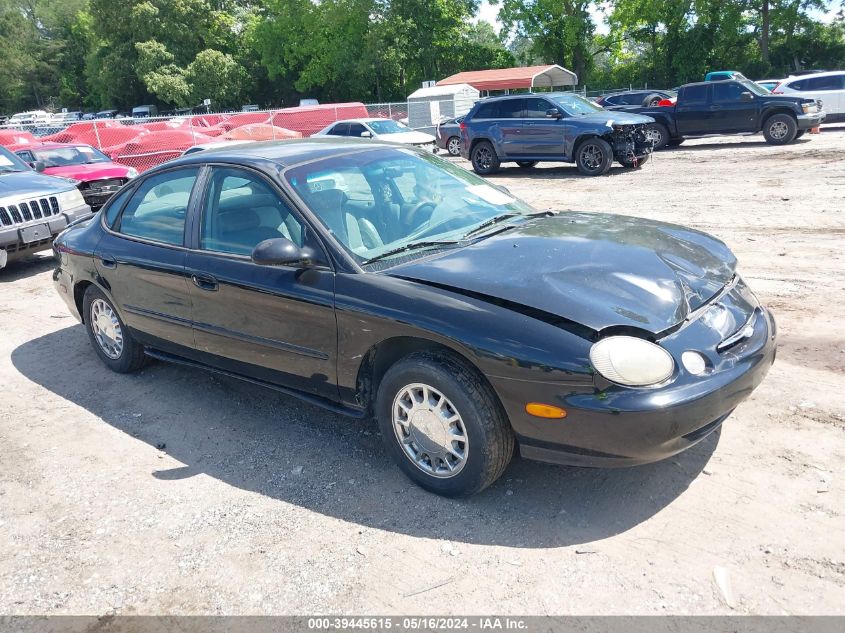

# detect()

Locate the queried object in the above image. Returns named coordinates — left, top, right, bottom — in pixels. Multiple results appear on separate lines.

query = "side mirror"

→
left=33, top=160, right=46, bottom=173
left=546, top=108, right=562, bottom=119
left=360, top=131, right=372, bottom=138
left=740, top=91, right=753, bottom=102
left=252, top=238, right=313, bottom=267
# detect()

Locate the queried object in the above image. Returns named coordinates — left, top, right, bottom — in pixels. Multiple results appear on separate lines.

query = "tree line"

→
left=1, top=0, right=843, bottom=114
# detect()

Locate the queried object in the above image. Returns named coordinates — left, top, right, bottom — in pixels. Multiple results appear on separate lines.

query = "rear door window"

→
left=804, top=75, right=845, bottom=91
left=681, top=85, right=709, bottom=104
left=495, top=99, right=524, bottom=118
left=474, top=103, right=497, bottom=118
left=329, top=123, right=349, bottom=136
left=115, top=168, right=199, bottom=246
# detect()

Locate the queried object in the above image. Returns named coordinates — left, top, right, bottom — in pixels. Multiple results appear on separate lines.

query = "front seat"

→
left=215, top=208, right=282, bottom=256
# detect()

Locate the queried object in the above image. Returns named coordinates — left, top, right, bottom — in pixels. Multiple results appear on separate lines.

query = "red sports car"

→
left=15, top=143, right=137, bottom=211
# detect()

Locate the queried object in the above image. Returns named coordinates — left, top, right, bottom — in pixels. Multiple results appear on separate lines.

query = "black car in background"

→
left=53, top=140, right=776, bottom=496
left=595, top=90, right=676, bottom=108
left=435, top=116, right=464, bottom=155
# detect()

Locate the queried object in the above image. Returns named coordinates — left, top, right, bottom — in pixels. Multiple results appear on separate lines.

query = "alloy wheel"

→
left=392, top=383, right=468, bottom=478
left=580, top=143, right=605, bottom=172
left=447, top=137, right=461, bottom=156
left=474, top=146, right=493, bottom=170
left=769, top=120, right=788, bottom=140
left=90, top=298, right=123, bottom=360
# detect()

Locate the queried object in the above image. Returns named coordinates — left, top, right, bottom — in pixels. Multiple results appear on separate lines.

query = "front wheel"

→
left=470, top=140, right=500, bottom=175
left=575, top=138, right=613, bottom=176
left=83, top=285, right=147, bottom=373
left=446, top=136, right=461, bottom=156
left=619, top=153, right=650, bottom=168
left=516, top=160, right=538, bottom=168
left=763, top=114, right=798, bottom=145
left=794, top=130, right=806, bottom=139
left=376, top=352, right=514, bottom=497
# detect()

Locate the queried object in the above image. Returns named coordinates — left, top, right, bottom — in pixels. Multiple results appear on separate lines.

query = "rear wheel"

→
left=516, top=160, right=538, bottom=168
left=763, top=114, right=798, bottom=145
left=645, top=122, right=670, bottom=150
left=83, top=286, right=146, bottom=373
left=575, top=138, right=613, bottom=176
left=376, top=352, right=514, bottom=497
left=642, top=93, right=663, bottom=107
left=446, top=136, right=461, bottom=156
left=470, top=140, right=500, bottom=175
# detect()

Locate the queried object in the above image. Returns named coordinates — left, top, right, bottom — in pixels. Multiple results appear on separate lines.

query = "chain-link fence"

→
left=0, top=100, right=467, bottom=174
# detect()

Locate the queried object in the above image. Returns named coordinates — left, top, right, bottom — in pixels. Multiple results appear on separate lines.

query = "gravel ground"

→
left=1, top=129, right=843, bottom=615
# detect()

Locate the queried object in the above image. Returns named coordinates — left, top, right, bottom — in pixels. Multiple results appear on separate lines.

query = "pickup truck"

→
left=631, top=79, right=825, bottom=149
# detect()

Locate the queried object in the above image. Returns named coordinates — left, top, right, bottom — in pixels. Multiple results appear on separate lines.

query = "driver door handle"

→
left=191, top=273, right=218, bottom=291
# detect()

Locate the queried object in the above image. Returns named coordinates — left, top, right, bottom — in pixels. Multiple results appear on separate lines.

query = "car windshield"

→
left=0, top=147, right=30, bottom=173
left=549, top=94, right=603, bottom=115
left=33, top=146, right=110, bottom=167
left=739, top=79, right=769, bottom=96
left=284, top=147, right=537, bottom=265
left=367, top=120, right=408, bottom=135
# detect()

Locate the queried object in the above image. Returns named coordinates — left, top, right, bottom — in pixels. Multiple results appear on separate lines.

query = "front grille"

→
left=0, top=195, right=60, bottom=228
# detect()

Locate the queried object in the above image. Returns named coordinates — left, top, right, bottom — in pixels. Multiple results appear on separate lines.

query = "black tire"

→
left=795, top=130, right=806, bottom=139
left=763, top=113, right=798, bottom=145
left=470, top=140, right=500, bottom=175
left=446, top=136, right=461, bottom=156
left=646, top=122, right=670, bottom=150
left=642, top=93, right=663, bottom=107
left=516, top=160, right=538, bottom=168
left=667, top=138, right=685, bottom=147
left=619, top=153, right=650, bottom=168
left=83, top=285, right=146, bottom=373
left=574, top=137, right=613, bottom=176
left=375, top=352, right=514, bottom=497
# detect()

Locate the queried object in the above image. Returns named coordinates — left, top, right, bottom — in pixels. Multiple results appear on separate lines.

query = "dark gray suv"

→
left=460, top=93, right=656, bottom=176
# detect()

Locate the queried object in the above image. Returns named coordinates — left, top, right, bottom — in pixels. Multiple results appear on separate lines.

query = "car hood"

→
left=0, top=170, right=76, bottom=198
left=43, top=163, right=131, bottom=181
left=581, top=111, right=655, bottom=125
left=377, top=131, right=436, bottom=144
left=390, top=213, right=736, bottom=336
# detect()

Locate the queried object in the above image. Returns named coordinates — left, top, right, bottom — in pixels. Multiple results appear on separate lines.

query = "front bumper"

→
left=0, top=202, right=92, bottom=267
left=492, top=307, right=777, bottom=468
left=797, top=111, right=826, bottom=129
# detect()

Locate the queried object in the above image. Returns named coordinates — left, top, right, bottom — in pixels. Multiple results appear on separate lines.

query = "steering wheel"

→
left=404, top=201, right=437, bottom=228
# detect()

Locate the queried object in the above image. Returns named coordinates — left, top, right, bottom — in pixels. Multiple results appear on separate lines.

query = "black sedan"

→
left=435, top=117, right=464, bottom=156
left=52, top=140, right=776, bottom=496
left=596, top=90, right=676, bottom=108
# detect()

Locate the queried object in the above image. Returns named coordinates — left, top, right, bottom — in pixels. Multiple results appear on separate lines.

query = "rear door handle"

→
left=191, top=273, right=218, bottom=291
left=98, top=255, right=117, bottom=269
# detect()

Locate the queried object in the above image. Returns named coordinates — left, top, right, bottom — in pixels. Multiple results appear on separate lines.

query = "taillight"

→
left=459, top=121, right=466, bottom=130
left=771, top=83, right=783, bottom=94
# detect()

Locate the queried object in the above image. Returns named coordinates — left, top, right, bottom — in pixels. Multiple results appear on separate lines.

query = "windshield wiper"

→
left=462, top=210, right=557, bottom=240
left=363, top=240, right=460, bottom=265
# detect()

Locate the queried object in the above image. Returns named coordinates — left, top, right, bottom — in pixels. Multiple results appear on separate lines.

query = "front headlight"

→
left=126, top=167, right=138, bottom=179
left=589, top=336, right=675, bottom=387
left=57, top=188, right=85, bottom=209
left=802, top=102, right=817, bottom=114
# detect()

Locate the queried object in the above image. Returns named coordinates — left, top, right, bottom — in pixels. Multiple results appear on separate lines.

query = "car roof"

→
left=155, top=138, right=408, bottom=171
left=784, top=70, right=844, bottom=82
left=330, top=118, right=394, bottom=125
left=28, top=142, right=96, bottom=150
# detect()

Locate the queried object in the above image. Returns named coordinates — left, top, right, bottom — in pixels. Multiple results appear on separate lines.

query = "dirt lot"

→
left=1, top=129, right=843, bottom=616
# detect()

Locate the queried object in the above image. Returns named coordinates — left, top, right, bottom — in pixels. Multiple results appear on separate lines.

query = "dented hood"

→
left=391, top=213, right=736, bottom=335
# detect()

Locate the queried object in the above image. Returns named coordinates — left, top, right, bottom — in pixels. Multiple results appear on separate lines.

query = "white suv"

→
left=773, top=71, right=845, bottom=122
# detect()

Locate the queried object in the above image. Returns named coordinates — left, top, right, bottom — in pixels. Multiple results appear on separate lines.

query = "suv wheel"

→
left=575, top=138, right=613, bottom=176
left=645, top=123, right=670, bottom=150
left=470, top=141, right=500, bottom=175
left=447, top=136, right=461, bottom=156
left=83, top=285, right=146, bottom=373
left=763, top=114, right=798, bottom=145
left=376, top=352, right=514, bottom=497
